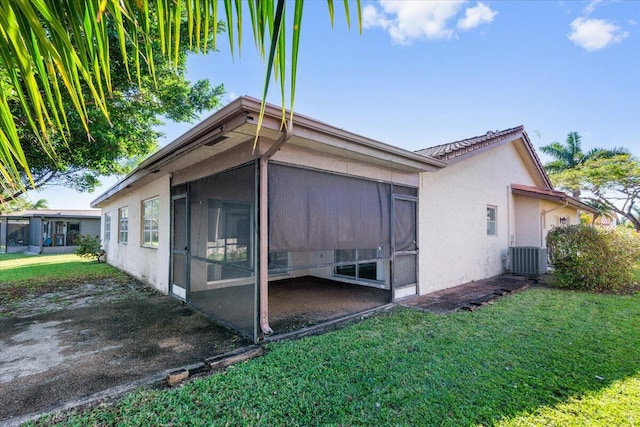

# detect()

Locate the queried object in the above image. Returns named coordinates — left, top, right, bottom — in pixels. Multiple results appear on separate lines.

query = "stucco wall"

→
left=418, top=142, right=538, bottom=294
left=100, top=175, right=171, bottom=293
left=540, top=200, right=580, bottom=247
left=513, top=195, right=541, bottom=246
left=81, top=219, right=101, bottom=238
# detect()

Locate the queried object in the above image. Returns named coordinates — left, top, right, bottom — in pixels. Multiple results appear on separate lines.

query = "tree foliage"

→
left=0, top=1, right=360, bottom=200
left=74, top=234, right=105, bottom=263
left=541, top=132, right=628, bottom=175
left=552, top=154, right=640, bottom=231
left=547, top=224, right=640, bottom=293
left=2, top=13, right=224, bottom=202
left=0, top=196, right=47, bottom=214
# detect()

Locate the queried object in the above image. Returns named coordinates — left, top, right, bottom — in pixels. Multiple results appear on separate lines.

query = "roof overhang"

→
left=511, top=183, right=596, bottom=213
left=92, top=96, right=445, bottom=208
left=0, top=210, right=100, bottom=219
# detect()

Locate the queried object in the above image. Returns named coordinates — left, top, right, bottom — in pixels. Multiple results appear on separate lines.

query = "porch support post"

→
left=259, top=157, right=273, bottom=335
left=258, top=122, right=293, bottom=337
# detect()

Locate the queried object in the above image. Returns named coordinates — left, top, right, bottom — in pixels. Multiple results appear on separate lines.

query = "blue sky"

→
left=31, top=0, right=640, bottom=209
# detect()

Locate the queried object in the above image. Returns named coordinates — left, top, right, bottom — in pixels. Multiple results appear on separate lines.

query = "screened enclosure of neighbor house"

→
left=170, top=161, right=417, bottom=340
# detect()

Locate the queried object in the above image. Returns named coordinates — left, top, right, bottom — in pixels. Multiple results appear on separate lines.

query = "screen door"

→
left=171, top=194, right=189, bottom=300
left=392, top=195, right=418, bottom=300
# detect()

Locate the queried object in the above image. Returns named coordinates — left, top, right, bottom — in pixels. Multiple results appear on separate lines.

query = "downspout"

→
left=539, top=200, right=569, bottom=247
left=259, top=122, right=293, bottom=336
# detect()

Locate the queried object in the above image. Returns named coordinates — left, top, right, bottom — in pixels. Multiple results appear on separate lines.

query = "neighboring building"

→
left=0, top=210, right=101, bottom=254
left=91, top=96, right=593, bottom=342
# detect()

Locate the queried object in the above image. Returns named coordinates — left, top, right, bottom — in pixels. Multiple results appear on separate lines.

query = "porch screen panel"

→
left=187, top=163, right=257, bottom=339
left=394, top=199, right=417, bottom=252
left=269, top=165, right=391, bottom=252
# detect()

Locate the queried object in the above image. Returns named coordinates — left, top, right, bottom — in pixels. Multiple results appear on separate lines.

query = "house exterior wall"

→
left=540, top=200, right=580, bottom=247
left=81, top=218, right=101, bottom=238
left=418, top=142, right=538, bottom=294
left=513, top=195, right=541, bottom=246
left=0, top=218, right=6, bottom=253
left=28, top=217, right=42, bottom=253
left=100, top=175, right=171, bottom=293
left=514, top=197, right=581, bottom=248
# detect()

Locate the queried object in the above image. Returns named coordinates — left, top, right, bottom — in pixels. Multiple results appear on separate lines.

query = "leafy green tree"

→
left=541, top=132, right=628, bottom=198
left=541, top=132, right=628, bottom=174
left=0, top=1, right=359, bottom=200
left=552, top=154, right=640, bottom=231
left=0, top=196, right=48, bottom=213
left=74, top=234, right=105, bottom=263
left=2, top=15, right=224, bottom=202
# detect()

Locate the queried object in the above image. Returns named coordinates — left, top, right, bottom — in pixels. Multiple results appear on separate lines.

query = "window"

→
left=334, top=248, right=380, bottom=282
left=104, top=212, right=111, bottom=241
left=142, top=197, right=159, bottom=247
left=487, top=205, right=497, bottom=235
left=268, top=252, right=289, bottom=272
left=119, top=207, right=129, bottom=244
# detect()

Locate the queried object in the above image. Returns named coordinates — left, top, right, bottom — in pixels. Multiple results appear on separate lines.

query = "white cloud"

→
left=457, top=2, right=498, bottom=31
left=362, top=4, right=391, bottom=30
left=584, top=0, right=603, bottom=16
left=362, top=1, right=497, bottom=44
left=568, top=17, right=628, bottom=51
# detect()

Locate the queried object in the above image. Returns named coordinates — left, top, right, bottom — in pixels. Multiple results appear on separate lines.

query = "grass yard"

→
left=0, top=253, right=128, bottom=307
left=33, top=287, right=640, bottom=426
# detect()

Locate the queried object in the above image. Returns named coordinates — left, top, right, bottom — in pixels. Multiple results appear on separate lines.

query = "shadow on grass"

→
left=35, top=287, right=640, bottom=426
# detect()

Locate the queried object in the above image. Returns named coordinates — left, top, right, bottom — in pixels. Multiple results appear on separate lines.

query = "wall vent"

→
left=509, top=246, right=548, bottom=276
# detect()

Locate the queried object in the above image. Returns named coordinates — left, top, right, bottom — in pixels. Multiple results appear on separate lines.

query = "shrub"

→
left=74, top=234, right=105, bottom=263
left=546, top=225, right=640, bottom=293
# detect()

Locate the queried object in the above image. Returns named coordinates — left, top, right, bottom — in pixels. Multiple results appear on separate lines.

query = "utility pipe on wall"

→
left=259, top=123, right=293, bottom=336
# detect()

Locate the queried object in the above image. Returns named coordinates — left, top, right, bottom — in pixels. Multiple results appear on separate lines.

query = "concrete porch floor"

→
left=268, top=277, right=391, bottom=334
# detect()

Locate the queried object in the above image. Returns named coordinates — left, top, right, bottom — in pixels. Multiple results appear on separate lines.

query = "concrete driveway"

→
left=0, top=280, right=250, bottom=426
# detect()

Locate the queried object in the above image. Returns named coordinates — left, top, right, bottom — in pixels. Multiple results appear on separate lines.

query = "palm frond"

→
left=0, top=1, right=362, bottom=200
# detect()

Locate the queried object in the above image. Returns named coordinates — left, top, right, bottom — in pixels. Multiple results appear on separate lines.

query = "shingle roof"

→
left=416, top=126, right=525, bottom=161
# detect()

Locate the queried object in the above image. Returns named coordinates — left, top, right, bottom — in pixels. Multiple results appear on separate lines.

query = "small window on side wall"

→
left=119, top=207, right=129, bottom=244
left=104, top=212, right=111, bottom=241
left=142, top=197, right=159, bottom=247
left=487, top=205, right=497, bottom=236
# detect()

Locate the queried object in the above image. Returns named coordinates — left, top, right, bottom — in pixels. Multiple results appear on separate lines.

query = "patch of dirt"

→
left=0, top=280, right=250, bottom=426
left=0, top=279, right=149, bottom=319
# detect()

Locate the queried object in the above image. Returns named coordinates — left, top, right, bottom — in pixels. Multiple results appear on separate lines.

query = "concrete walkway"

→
left=401, top=275, right=532, bottom=314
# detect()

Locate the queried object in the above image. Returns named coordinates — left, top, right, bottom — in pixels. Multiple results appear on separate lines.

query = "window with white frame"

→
left=118, top=207, right=129, bottom=244
left=487, top=205, right=497, bottom=235
left=142, top=197, right=159, bottom=247
left=334, top=248, right=380, bottom=282
left=104, top=212, right=111, bottom=241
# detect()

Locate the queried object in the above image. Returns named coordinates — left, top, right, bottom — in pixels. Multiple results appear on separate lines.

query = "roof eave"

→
left=92, top=96, right=445, bottom=207
left=511, top=186, right=596, bottom=213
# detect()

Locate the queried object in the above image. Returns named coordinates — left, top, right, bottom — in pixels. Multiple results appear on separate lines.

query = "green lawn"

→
left=33, top=287, right=640, bottom=426
left=0, top=253, right=128, bottom=306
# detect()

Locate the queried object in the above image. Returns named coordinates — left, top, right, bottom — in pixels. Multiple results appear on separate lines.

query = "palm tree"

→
left=542, top=131, right=628, bottom=200
left=0, top=1, right=362, bottom=200
left=541, top=132, right=628, bottom=174
left=0, top=196, right=48, bottom=213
